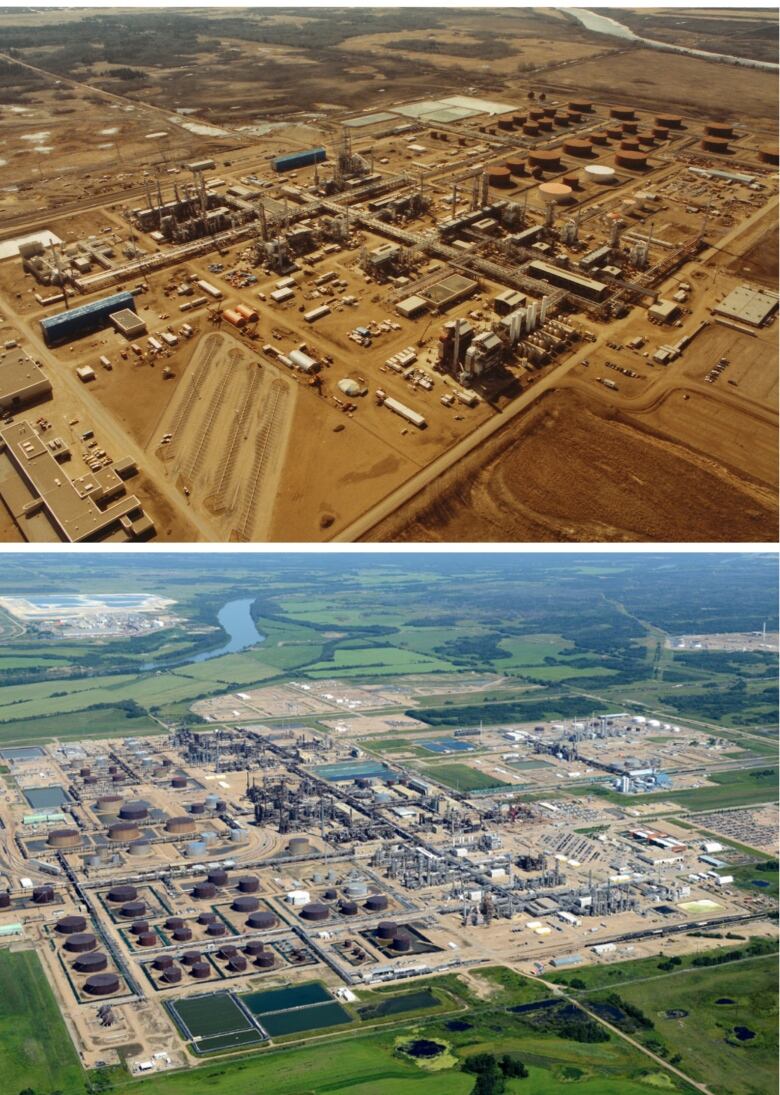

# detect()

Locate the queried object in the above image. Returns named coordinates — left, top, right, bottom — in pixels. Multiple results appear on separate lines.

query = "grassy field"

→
left=729, top=861, right=779, bottom=899
left=419, top=762, right=511, bottom=792
left=304, top=646, right=456, bottom=678
left=570, top=766, right=779, bottom=811
left=0, top=949, right=87, bottom=1094
left=0, top=705, right=161, bottom=745
left=607, top=956, right=779, bottom=1095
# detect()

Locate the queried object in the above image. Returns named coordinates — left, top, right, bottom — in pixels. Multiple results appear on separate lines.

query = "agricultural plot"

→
left=419, top=762, right=510, bottom=792
left=304, top=645, right=457, bottom=678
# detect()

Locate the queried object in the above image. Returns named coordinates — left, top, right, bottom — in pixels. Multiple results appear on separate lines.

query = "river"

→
left=568, top=8, right=778, bottom=72
left=141, top=598, right=265, bottom=672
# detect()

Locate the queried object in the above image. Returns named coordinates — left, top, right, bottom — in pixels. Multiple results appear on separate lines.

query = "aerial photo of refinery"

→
left=0, top=550, right=776, bottom=1094
left=0, top=6, right=777, bottom=542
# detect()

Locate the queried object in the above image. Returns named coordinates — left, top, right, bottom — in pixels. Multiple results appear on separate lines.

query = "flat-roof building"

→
left=526, top=261, right=607, bottom=303
left=39, top=292, right=136, bottom=346
left=110, top=308, right=147, bottom=339
left=0, top=354, right=52, bottom=413
left=713, top=284, right=778, bottom=327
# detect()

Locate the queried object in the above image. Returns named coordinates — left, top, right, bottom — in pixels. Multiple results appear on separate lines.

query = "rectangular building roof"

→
left=713, top=283, right=778, bottom=327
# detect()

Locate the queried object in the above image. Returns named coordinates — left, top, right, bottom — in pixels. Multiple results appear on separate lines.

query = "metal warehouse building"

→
left=40, top=292, right=137, bottom=346
left=272, top=148, right=327, bottom=173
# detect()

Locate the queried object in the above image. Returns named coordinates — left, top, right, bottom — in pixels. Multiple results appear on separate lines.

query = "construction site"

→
left=0, top=11, right=776, bottom=541
left=0, top=686, right=776, bottom=1077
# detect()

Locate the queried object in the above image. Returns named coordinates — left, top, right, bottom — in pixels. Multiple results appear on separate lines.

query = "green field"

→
left=570, top=766, right=779, bottom=812
left=729, top=861, right=779, bottom=899
left=304, top=646, right=456, bottom=678
left=0, top=705, right=161, bottom=745
left=420, top=763, right=510, bottom=792
left=0, top=949, right=87, bottom=1094
left=606, top=956, right=779, bottom=1095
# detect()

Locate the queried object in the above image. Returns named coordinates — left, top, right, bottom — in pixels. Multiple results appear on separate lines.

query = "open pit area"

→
left=0, top=6, right=776, bottom=543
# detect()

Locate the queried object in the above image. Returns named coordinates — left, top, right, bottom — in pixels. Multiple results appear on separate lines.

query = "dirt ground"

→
left=368, top=388, right=779, bottom=543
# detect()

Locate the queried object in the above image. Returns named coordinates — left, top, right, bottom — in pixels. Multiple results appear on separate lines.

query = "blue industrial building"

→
left=40, top=291, right=136, bottom=346
left=272, top=148, right=326, bottom=173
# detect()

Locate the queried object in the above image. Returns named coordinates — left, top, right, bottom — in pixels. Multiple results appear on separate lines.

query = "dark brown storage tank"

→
left=620, top=139, right=641, bottom=151
left=606, top=125, right=623, bottom=139
left=621, top=120, right=638, bottom=134
left=197, top=912, right=217, bottom=925
left=255, top=952, right=275, bottom=968
left=529, top=149, right=561, bottom=171
left=563, top=138, right=592, bottom=157
left=610, top=105, right=635, bottom=120
left=636, top=131, right=655, bottom=145
left=566, top=110, right=582, bottom=123
left=538, top=118, right=553, bottom=131
left=65, top=932, right=97, bottom=953
left=529, top=107, right=545, bottom=120
left=701, top=136, right=730, bottom=153
left=180, top=951, right=201, bottom=966
left=523, top=122, right=540, bottom=136
left=47, top=828, right=81, bottom=848
left=206, top=923, right=227, bottom=937
left=339, top=900, right=358, bottom=916
left=652, top=126, right=669, bottom=140
left=563, top=173, right=580, bottom=189
left=189, top=802, right=205, bottom=815
left=218, top=945, right=238, bottom=959
left=165, top=816, right=195, bottom=835
left=165, top=916, right=184, bottom=930
left=244, top=941, right=265, bottom=956
left=0, top=892, right=11, bottom=909
left=137, top=933, right=157, bottom=947
left=759, top=145, right=779, bottom=164
left=656, top=113, right=683, bottom=128
left=569, top=98, right=592, bottom=113
left=207, top=869, right=228, bottom=887
left=120, top=901, right=146, bottom=918
left=85, top=973, right=119, bottom=995
left=171, top=776, right=187, bottom=789
left=237, top=876, right=259, bottom=894
left=365, top=894, right=389, bottom=912
left=246, top=911, right=278, bottom=930
left=33, top=886, right=55, bottom=904
left=232, top=896, right=259, bottom=913
left=615, top=150, right=648, bottom=169
left=119, top=801, right=148, bottom=821
left=590, top=131, right=609, bottom=145
left=108, top=884, right=137, bottom=903
left=74, top=951, right=108, bottom=973
left=108, top=823, right=140, bottom=842
left=322, top=889, right=338, bottom=902
left=192, top=882, right=217, bottom=900
left=228, top=955, right=248, bottom=973
left=392, top=933, right=412, bottom=952
left=162, top=966, right=182, bottom=984
left=497, top=117, right=513, bottom=131
left=486, top=165, right=512, bottom=188
left=191, top=962, right=210, bottom=979
left=154, top=955, right=174, bottom=970
left=130, top=920, right=150, bottom=935
left=172, top=927, right=192, bottom=942
left=376, top=920, right=397, bottom=940
left=79, top=767, right=91, bottom=777
left=300, top=903, right=329, bottom=922
left=505, top=156, right=525, bottom=176
left=56, top=914, right=87, bottom=935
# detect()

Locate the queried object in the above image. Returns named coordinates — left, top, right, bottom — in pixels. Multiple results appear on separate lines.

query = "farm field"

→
left=419, top=762, right=511, bottom=792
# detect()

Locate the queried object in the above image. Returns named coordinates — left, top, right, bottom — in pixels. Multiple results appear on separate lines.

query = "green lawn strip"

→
left=417, top=762, right=510, bottom=792
left=0, top=706, right=161, bottom=745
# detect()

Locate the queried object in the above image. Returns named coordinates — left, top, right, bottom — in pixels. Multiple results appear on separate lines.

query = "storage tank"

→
left=120, top=900, right=146, bottom=918
left=759, top=145, right=779, bottom=164
left=621, top=120, right=638, bottom=134
left=701, top=136, right=730, bottom=154
left=237, top=876, right=259, bottom=894
left=47, top=828, right=80, bottom=848
left=191, top=962, right=211, bottom=979
left=235, top=304, right=258, bottom=322
left=606, top=124, right=623, bottom=139
left=392, top=932, right=412, bottom=952
left=84, top=973, right=119, bottom=995
left=584, top=164, right=616, bottom=184
left=376, top=920, right=397, bottom=940
left=206, top=922, right=226, bottom=937
left=170, top=776, right=187, bottom=789
left=33, top=886, right=55, bottom=904
left=529, top=149, right=561, bottom=171
left=505, top=156, right=525, bottom=176
left=192, top=882, right=217, bottom=900
left=207, top=869, right=228, bottom=887
left=164, top=916, right=184, bottom=930
left=189, top=802, right=205, bottom=815
left=74, top=951, right=108, bottom=973
left=568, top=98, right=592, bottom=112
left=137, top=932, right=157, bottom=947
left=610, top=105, right=635, bottom=120
left=538, top=118, right=553, bottom=131
left=486, top=166, right=512, bottom=188
left=345, top=879, right=368, bottom=899
left=0, top=892, right=10, bottom=909
left=130, top=920, right=149, bottom=935
left=656, top=113, right=683, bottom=128
left=108, top=884, right=137, bottom=903
left=563, top=138, right=592, bottom=157
left=339, top=900, right=358, bottom=916
left=652, top=126, right=669, bottom=140
left=522, top=122, right=540, bottom=136
left=65, top=932, right=97, bottom=953
left=119, top=801, right=148, bottom=821
left=165, top=816, right=195, bottom=835
left=538, top=182, right=573, bottom=204
left=247, top=911, right=278, bottom=930
left=244, top=940, right=265, bottom=956
left=162, top=966, right=182, bottom=984
left=172, top=927, right=192, bottom=942
left=56, top=914, right=87, bottom=934
left=287, top=837, right=311, bottom=856
left=232, top=895, right=259, bottom=913
left=180, top=951, right=202, bottom=966
left=254, top=951, right=275, bottom=968
left=365, top=894, right=389, bottom=912
left=300, top=903, right=329, bottom=922
left=218, top=945, right=238, bottom=959
left=154, top=955, right=174, bottom=970
left=108, top=823, right=139, bottom=842
left=127, top=838, right=151, bottom=858
left=615, top=150, right=648, bottom=169
left=230, top=828, right=248, bottom=843
left=184, top=841, right=207, bottom=858
left=589, top=131, right=609, bottom=145
left=228, top=955, right=248, bottom=973
left=97, top=795, right=123, bottom=813
left=197, top=912, right=217, bottom=925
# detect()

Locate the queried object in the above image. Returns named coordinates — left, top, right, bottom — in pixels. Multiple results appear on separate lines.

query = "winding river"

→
left=568, top=9, right=778, bottom=72
left=141, top=598, right=265, bottom=672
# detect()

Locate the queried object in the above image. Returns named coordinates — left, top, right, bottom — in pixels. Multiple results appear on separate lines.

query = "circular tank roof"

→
left=585, top=164, right=616, bottom=178
left=538, top=182, right=573, bottom=200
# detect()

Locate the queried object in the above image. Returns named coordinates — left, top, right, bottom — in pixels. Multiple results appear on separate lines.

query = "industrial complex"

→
left=0, top=15, right=776, bottom=541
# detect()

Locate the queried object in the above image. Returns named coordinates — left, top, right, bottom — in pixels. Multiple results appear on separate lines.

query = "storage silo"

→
left=84, top=973, right=119, bottom=995
left=247, top=911, right=278, bottom=930
left=65, top=932, right=98, bottom=953
left=300, top=903, right=329, bottom=922
left=108, top=884, right=137, bottom=903
left=74, top=951, right=108, bottom=973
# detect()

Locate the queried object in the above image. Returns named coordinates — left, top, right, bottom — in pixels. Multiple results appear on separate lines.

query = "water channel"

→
left=568, top=9, right=777, bottom=72
left=141, top=597, right=265, bottom=672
